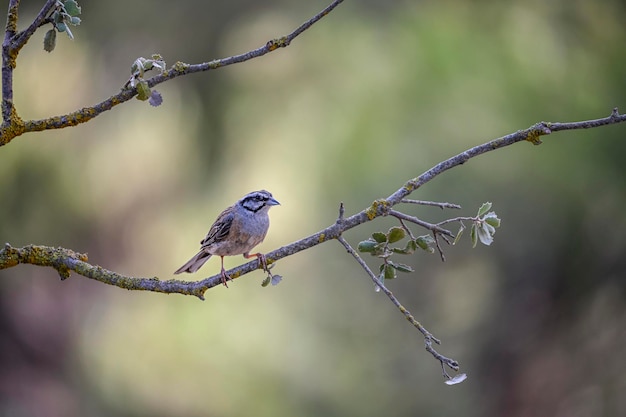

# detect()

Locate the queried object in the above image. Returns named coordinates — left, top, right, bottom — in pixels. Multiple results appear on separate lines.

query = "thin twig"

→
left=432, top=231, right=446, bottom=262
left=397, top=218, right=417, bottom=240
left=388, top=209, right=454, bottom=237
left=337, top=201, right=345, bottom=223
left=401, top=199, right=461, bottom=210
left=336, top=236, right=460, bottom=373
left=436, top=216, right=475, bottom=227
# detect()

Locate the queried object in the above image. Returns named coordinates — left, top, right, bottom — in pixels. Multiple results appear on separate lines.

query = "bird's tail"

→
left=174, top=250, right=212, bottom=274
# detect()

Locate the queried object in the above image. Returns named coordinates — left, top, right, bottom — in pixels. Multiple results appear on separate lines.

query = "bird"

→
left=174, top=190, right=280, bottom=287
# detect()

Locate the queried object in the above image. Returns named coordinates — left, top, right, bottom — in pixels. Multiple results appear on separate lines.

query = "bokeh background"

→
left=1, top=0, right=626, bottom=416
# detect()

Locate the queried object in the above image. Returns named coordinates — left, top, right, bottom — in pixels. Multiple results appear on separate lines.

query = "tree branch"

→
left=3, top=109, right=624, bottom=381
left=0, top=0, right=345, bottom=146
left=3, top=108, right=625, bottom=296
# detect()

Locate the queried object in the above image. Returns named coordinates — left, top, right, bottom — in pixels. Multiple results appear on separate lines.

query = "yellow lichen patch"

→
left=318, top=233, right=326, bottom=243
left=525, top=126, right=546, bottom=145
left=490, top=138, right=505, bottom=149
left=266, top=37, right=289, bottom=51
left=111, top=275, right=137, bottom=290
left=73, top=250, right=88, bottom=262
left=208, top=60, right=221, bottom=69
left=0, top=107, right=26, bottom=144
left=109, top=95, right=124, bottom=106
left=173, top=61, right=189, bottom=73
left=525, top=131, right=542, bottom=145
left=6, top=4, right=18, bottom=33
left=0, top=244, right=19, bottom=268
left=366, top=199, right=389, bottom=220
left=403, top=181, right=416, bottom=193
left=78, top=107, right=98, bottom=120
left=365, top=202, right=378, bottom=220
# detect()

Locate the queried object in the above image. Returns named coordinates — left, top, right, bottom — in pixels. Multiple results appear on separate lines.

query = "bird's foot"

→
left=246, top=253, right=282, bottom=287
left=220, top=268, right=231, bottom=288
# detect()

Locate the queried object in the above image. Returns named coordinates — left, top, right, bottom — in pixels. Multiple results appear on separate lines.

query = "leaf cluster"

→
left=358, top=226, right=434, bottom=284
left=127, top=55, right=166, bottom=107
left=43, top=0, right=81, bottom=52
left=358, top=203, right=501, bottom=289
left=469, top=202, right=501, bottom=247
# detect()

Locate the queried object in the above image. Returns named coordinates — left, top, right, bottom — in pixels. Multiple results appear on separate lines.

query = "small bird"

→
left=174, top=190, right=280, bottom=287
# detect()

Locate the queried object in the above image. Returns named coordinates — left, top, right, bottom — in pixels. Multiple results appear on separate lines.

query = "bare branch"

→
left=432, top=231, right=447, bottom=262
left=436, top=216, right=475, bottom=227
left=388, top=209, right=454, bottom=237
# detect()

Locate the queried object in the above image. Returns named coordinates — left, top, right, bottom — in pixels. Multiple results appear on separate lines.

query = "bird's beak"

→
left=268, top=197, right=280, bottom=206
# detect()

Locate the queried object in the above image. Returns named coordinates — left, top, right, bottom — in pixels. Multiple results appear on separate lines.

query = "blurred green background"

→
left=1, top=0, right=626, bottom=416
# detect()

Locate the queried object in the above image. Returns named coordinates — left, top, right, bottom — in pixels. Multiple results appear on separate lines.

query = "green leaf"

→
left=261, top=276, right=271, bottom=287
left=132, top=57, right=147, bottom=75
left=151, top=60, right=166, bottom=71
left=477, top=223, right=494, bottom=246
left=43, top=29, right=56, bottom=52
left=387, top=227, right=406, bottom=243
left=56, top=22, right=67, bottom=32
left=372, top=232, right=387, bottom=243
left=136, top=80, right=151, bottom=101
left=359, top=239, right=385, bottom=257
left=392, top=239, right=417, bottom=255
left=383, top=264, right=396, bottom=280
left=452, top=224, right=465, bottom=245
left=358, top=239, right=377, bottom=253
left=415, top=235, right=435, bottom=252
left=477, top=202, right=492, bottom=217
left=484, top=212, right=501, bottom=228
left=470, top=224, right=477, bottom=248
left=142, top=61, right=155, bottom=71
left=388, top=261, right=413, bottom=273
left=63, top=0, right=82, bottom=17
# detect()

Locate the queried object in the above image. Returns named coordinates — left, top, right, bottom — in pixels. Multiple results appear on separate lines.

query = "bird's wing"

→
left=200, top=207, right=234, bottom=247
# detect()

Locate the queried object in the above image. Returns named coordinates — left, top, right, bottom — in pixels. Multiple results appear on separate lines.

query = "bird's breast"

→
left=208, top=214, right=269, bottom=256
